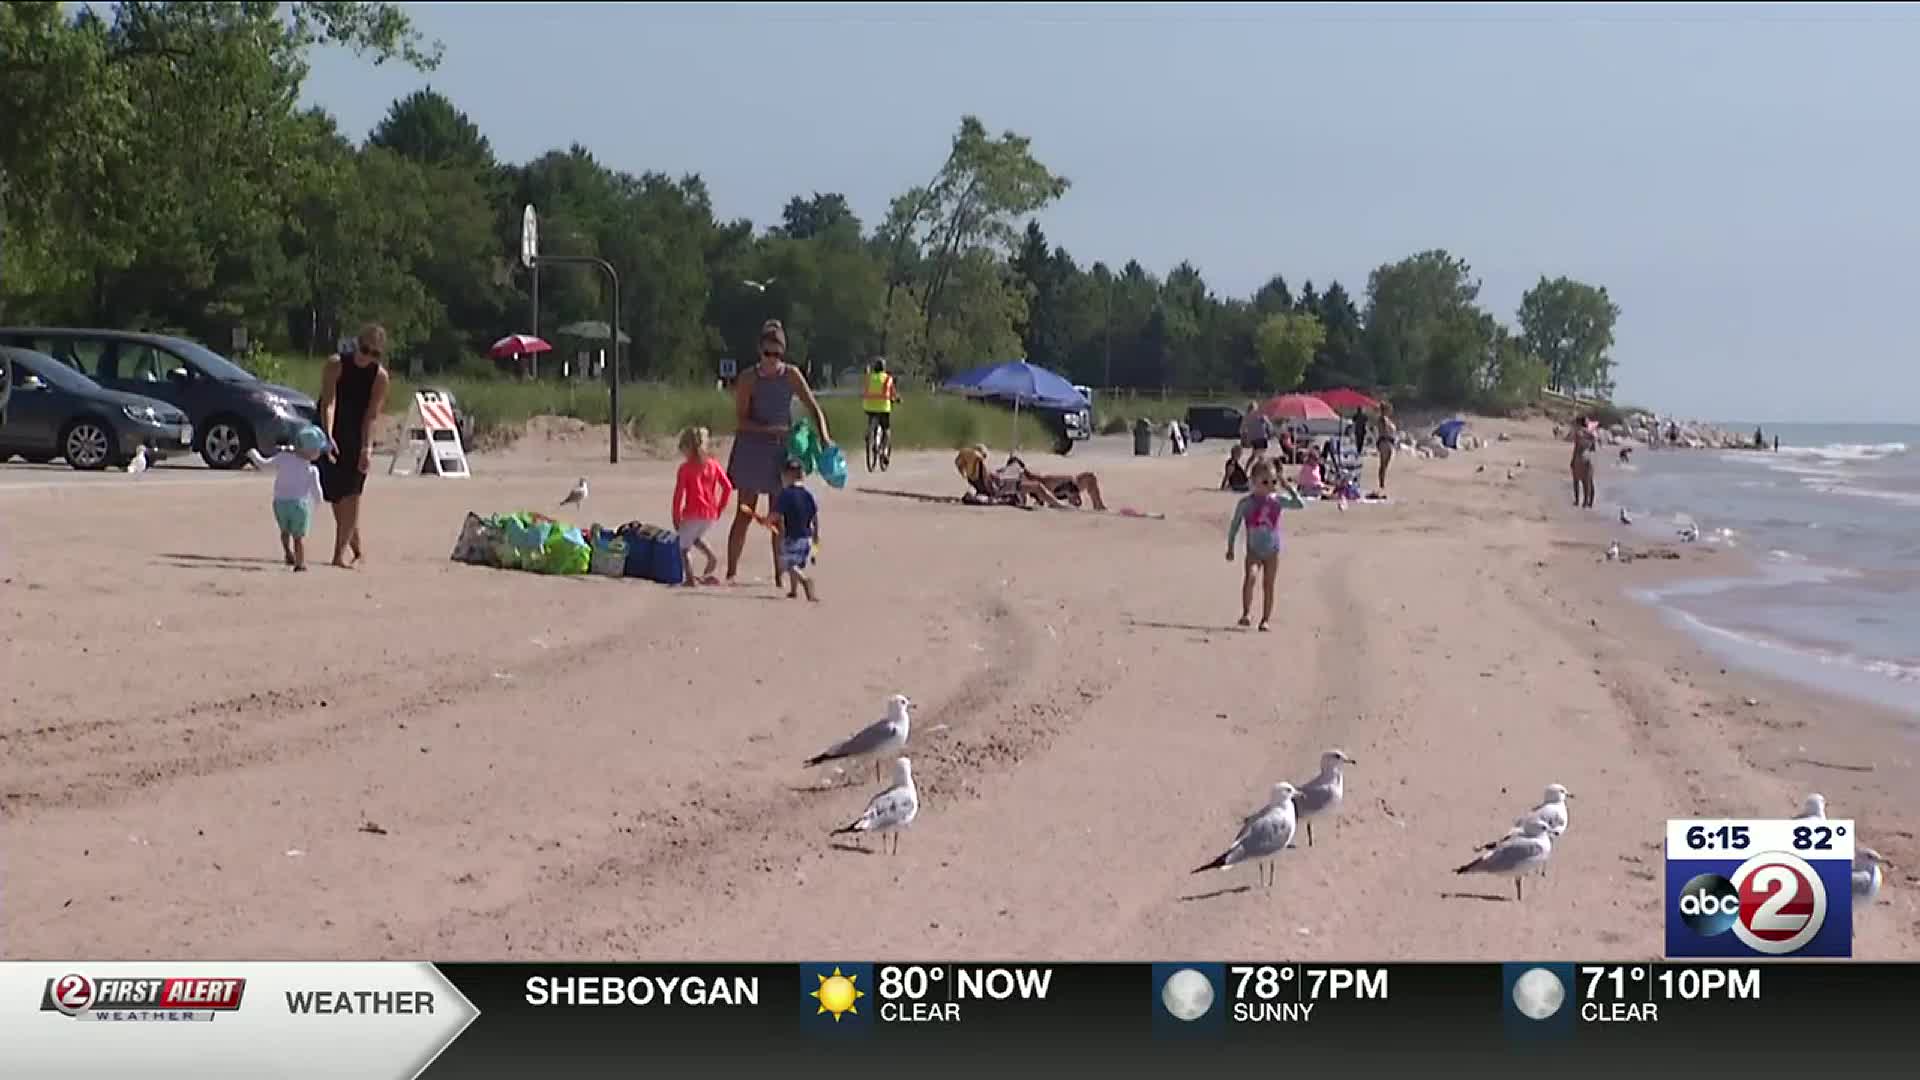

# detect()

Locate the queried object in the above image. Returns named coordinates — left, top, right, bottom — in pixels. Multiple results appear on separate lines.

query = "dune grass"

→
left=261, top=355, right=1052, bottom=451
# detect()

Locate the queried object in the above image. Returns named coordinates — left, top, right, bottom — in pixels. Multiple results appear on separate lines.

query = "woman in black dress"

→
left=317, top=323, right=392, bottom=568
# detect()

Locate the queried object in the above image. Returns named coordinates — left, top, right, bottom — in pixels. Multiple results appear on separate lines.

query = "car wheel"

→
left=62, top=419, right=115, bottom=471
left=200, top=416, right=253, bottom=469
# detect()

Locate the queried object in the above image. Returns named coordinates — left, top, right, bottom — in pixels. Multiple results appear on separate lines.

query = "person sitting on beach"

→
left=1222, top=446, right=1250, bottom=493
left=1295, top=451, right=1325, bottom=498
left=1277, top=427, right=1297, bottom=465
left=954, top=445, right=1108, bottom=510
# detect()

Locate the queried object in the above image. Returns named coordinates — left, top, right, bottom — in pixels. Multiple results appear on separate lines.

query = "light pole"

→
left=532, top=255, right=622, bottom=464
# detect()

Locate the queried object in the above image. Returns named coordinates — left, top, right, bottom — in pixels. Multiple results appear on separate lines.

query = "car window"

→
left=119, top=343, right=182, bottom=384
left=40, top=338, right=111, bottom=378
left=4, top=349, right=97, bottom=393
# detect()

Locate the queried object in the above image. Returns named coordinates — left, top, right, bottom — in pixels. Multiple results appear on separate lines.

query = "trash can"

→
left=1133, top=418, right=1153, bottom=456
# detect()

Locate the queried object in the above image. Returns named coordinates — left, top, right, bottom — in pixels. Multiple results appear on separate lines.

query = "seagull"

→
left=1475, top=464, right=1486, bottom=474
left=1793, top=793, right=1826, bottom=820
left=1619, top=507, right=1633, bottom=525
left=1513, top=459, right=1525, bottom=469
left=1291, top=750, right=1355, bottom=847
left=831, top=757, right=918, bottom=854
left=1853, top=848, right=1891, bottom=902
left=741, top=277, right=776, bottom=292
left=1505, top=470, right=1516, bottom=482
left=1486, top=784, right=1571, bottom=846
left=1192, top=782, right=1298, bottom=888
left=1606, top=541, right=1621, bottom=562
left=1455, top=818, right=1554, bottom=900
left=126, top=446, right=149, bottom=475
left=805, top=694, right=913, bottom=784
left=559, top=477, right=588, bottom=508
left=1680, top=523, right=1700, bottom=542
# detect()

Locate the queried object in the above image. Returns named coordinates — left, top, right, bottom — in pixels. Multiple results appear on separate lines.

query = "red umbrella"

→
left=1314, top=387, right=1380, bottom=412
left=1260, top=393, right=1339, bottom=421
left=489, top=334, right=552, bottom=358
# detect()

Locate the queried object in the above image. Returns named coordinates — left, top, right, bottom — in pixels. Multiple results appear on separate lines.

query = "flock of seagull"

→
left=800, top=697, right=1895, bottom=912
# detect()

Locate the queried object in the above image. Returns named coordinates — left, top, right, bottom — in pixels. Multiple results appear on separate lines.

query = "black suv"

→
left=0, top=328, right=319, bottom=469
left=1185, top=403, right=1245, bottom=442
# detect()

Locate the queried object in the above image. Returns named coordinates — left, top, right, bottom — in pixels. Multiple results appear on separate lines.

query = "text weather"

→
left=873, top=965, right=1055, bottom=1022
left=1665, top=818, right=1853, bottom=958
left=1227, top=965, right=1387, bottom=1022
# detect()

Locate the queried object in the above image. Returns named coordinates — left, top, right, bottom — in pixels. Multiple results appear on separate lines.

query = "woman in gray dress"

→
left=726, top=320, right=833, bottom=584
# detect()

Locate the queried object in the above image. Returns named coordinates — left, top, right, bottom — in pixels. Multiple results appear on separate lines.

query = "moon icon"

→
left=1511, top=967, right=1566, bottom=1020
left=1161, top=968, right=1215, bottom=1022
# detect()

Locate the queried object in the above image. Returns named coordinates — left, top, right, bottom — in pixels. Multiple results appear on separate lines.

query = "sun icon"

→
left=811, top=967, right=864, bottom=1021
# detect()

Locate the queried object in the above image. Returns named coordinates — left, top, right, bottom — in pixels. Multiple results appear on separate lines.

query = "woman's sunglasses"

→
left=761, top=349, right=783, bottom=361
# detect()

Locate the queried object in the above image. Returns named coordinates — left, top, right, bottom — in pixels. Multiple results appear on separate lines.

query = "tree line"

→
left=0, top=2, right=1622, bottom=407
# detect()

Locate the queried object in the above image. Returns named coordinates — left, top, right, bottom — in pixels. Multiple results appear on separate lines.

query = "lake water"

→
left=1616, top=423, right=1920, bottom=715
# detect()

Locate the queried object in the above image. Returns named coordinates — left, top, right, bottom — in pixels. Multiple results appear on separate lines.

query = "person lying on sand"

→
left=954, top=445, right=1108, bottom=510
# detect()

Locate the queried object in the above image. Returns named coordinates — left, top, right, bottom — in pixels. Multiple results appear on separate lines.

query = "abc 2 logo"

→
left=1665, top=849, right=1851, bottom=958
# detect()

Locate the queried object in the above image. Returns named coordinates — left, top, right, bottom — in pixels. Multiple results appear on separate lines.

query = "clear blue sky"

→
left=303, top=2, right=1920, bottom=422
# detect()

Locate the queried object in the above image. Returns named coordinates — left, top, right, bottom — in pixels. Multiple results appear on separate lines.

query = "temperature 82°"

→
left=879, top=965, right=948, bottom=1001
left=1230, top=965, right=1296, bottom=1001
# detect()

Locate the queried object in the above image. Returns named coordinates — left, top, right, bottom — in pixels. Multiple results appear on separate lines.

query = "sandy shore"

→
left=2, top=418, right=1912, bottom=960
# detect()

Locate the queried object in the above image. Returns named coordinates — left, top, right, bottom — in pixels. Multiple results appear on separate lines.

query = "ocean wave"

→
left=1775, top=441, right=1908, bottom=463
left=1656, top=607, right=1920, bottom=688
left=1805, top=481, right=1920, bottom=508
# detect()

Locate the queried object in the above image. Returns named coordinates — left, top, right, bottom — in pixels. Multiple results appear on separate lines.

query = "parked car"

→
left=0, top=346, right=193, bottom=470
left=1184, top=403, right=1245, bottom=442
left=1064, top=384, right=1095, bottom=443
left=0, top=328, right=318, bottom=469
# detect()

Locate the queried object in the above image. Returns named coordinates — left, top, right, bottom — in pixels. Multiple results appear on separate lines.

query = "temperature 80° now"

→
left=877, top=966, right=1055, bottom=1022
left=1229, top=966, right=1389, bottom=1023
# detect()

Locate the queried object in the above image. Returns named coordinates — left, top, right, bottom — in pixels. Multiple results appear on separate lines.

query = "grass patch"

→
left=260, top=355, right=1050, bottom=451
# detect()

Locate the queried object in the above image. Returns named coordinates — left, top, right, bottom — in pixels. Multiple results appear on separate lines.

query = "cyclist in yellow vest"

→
left=861, top=357, right=899, bottom=469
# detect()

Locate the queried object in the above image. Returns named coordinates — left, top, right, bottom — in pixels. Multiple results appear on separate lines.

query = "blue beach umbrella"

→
left=942, top=360, right=1090, bottom=450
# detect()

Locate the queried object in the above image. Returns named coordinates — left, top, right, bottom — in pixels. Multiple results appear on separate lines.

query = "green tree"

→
left=881, top=116, right=1069, bottom=368
left=1254, top=312, right=1324, bottom=392
left=1305, top=280, right=1368, bottom=388
left=1363, top=250, right=1483, bottom=391
left=1517, top=275, right=1620, bottom=396
left=1252, top=274, right=1293, bottom=316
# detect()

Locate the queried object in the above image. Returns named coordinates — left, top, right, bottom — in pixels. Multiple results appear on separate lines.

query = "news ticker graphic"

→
left=4, top=962, right=1917, bottom=1076
left=1664, top=817, right=1855, bottom=958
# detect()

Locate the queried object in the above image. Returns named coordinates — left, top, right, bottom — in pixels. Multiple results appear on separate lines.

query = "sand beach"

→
left=1, top=418, right=1913, bottom=961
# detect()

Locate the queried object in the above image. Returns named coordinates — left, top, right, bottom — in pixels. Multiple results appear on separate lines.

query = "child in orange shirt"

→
left=672, top=426, right=734, bottom=585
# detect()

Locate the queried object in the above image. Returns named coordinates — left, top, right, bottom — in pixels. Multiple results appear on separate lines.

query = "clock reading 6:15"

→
left=1684, top=825, right=1750, bottom=850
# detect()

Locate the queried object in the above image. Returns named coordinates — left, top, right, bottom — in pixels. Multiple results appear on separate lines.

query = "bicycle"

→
left=865, top=412, right=891, bottom=472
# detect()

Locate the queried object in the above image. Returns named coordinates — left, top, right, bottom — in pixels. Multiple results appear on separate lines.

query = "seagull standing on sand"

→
left=1680, top=523, right=1701, bottom=542
left=1619, top=507, right=1634, bottom=526
left=1505, top=469, right=1516, bottom=482
left=1486, top=784, right=1571, bottom=847
left=1853, top=848, right=1891, bottom=902
left=1606, top=541, right=1621, bottom=562
left=831, top=757, right=918, bottom=854
left=559, top=477, right=588, bottom=509
left=126, top=446, right=149, bottom=475
left=1793, top=793, right=1827, bottom=820
left=1292, top=750, right=1356, bottom=847
left=1456, top=818, right=1554, bottom=900
left=805, top=694, right=913, bottom=783
left=1192, top=782, right=1298, bottom=887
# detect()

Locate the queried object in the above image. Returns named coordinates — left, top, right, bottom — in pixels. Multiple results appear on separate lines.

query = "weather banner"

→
left=3, top=962, right=1915, bottom=1075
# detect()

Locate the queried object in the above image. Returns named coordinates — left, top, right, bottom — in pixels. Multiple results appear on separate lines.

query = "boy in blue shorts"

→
left=248, top=425, right=329, bottom=571
left=772, top=458, right=820, bottom=601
